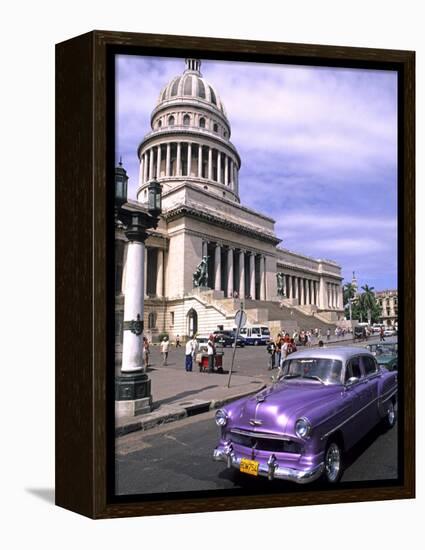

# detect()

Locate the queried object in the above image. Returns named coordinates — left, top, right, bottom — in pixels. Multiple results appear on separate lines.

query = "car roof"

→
left=285, top=346, right=375, bottom=363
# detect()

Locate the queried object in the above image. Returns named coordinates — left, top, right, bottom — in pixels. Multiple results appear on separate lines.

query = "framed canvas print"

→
left=55, top=30, right=415, bottom=519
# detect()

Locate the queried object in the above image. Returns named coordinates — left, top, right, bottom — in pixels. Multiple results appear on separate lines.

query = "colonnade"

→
left=279, top=272, right=341, bottom=309
left=140, top=142, right=238, bottom=190
left=203, top=241, right=266, bottom=300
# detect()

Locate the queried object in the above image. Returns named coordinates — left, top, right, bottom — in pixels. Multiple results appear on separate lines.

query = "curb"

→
left=115, top=382, right=266, bottom=438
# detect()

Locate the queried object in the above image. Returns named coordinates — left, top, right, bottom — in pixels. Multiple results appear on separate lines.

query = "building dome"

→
left=137, top=58, right=241, bottom=204
left=156, top=59, right=227, bottom=117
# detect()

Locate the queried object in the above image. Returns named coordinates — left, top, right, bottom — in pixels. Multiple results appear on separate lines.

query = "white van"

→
left=238, top=325, right=270, bottom=346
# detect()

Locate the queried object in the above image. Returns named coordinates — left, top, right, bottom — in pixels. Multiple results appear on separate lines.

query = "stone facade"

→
left=375, top=289, right=398, bottom=327
left=116, top=58, right=344, bottom=343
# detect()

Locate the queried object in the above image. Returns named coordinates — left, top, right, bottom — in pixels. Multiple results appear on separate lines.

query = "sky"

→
left=116, top=55, right=398, bottom=291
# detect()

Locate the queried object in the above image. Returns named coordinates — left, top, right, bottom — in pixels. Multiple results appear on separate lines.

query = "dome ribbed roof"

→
left=157, top=59, right=227, bottom=116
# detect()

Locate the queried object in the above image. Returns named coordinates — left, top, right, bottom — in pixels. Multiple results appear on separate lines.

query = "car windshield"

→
left=280, top=358, right=343, bottom=385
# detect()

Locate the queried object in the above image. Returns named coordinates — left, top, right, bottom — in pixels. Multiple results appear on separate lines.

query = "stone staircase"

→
left=242, top=299, right=337, bottom=333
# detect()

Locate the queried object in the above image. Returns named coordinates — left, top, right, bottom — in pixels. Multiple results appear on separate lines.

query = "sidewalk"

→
left=115, top=366, right=266, bottom=438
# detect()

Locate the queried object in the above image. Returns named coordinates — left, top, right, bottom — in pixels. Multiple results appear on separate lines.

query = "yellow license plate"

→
left=240, top=458, right=259, bottom=476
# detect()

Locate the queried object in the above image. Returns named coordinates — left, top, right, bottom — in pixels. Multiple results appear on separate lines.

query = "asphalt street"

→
left=115, top=407, right=398, bottom=495
left=116, top=339, right=399, bottom=496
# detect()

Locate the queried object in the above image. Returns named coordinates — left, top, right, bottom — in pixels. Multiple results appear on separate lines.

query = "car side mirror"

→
left=345, top=376, right=360, bottom=388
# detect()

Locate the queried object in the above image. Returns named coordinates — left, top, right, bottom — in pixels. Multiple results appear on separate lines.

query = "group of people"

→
left=267, top=333, right=298, bottom=370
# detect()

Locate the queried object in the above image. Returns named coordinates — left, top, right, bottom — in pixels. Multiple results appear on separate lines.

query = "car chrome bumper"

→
left=213, top=447, right=324, bottom=484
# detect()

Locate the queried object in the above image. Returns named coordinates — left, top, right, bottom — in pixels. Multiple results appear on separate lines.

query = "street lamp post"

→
left=114, top=160, right=162, bottom=417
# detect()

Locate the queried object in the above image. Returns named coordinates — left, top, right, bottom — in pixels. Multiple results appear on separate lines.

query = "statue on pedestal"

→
left=276, top=272, right=285, bottom=297
left=193, top=256, right=209, bottom=288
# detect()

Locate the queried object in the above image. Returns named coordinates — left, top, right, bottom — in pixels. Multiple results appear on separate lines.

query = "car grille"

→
left=228, top=430, right=302, bottom=454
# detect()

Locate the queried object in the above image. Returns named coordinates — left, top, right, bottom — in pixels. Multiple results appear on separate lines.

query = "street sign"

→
left=235, top=309, right=247, bottom=330
left=227, top=309, right=247, bottom=388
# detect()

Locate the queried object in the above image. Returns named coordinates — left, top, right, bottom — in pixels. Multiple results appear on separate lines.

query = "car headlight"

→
left=215, top=409, right=228, bottom=427
left=295, top=417, right=311, bottom=439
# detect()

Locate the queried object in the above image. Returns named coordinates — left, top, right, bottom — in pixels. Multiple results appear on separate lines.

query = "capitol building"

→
left=115, top=58, right=345, bottom=343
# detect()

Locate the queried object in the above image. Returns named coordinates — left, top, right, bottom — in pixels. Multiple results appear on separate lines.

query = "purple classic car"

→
left=213, top=347, right=397, bottom=484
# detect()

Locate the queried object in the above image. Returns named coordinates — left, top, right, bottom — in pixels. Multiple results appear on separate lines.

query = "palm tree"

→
left=343, top=282, right=357, bottom=321
left=360, top=284, right=375, bottom=325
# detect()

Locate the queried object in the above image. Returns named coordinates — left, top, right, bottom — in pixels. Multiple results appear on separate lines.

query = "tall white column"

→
left=139, top=155, right=145, bottom=187
left=259, top=256, right=266, bottom=301
left=217, top=151, right=222, bottom=183
left=166, top=143, right=171, bottom=176
left=294, top=277, right=299, bottom=303
left=122, top=240, right=145, bottom=373
left=142, top=153, right=147, bottom=183
left=198, top=145, right=203, bottom=178
left=157, top=249, right=164, bottom=297
left=227, top=248, right=234, bottom=297
left=149, top=148, right=154, bottom=180
left=214, top=244, right=221, bottom=291
left=156, top=145, right=161, bottom=179
left=300, top=278, right=305, bottom=305
left=176, top=142, right=181, bottom=176
left=144, top=248, right=148, bottom=299
left=224, top=156, right=229, bottom=185
left=187, top=143, right=192, bottom=177
left=208, top=147, right=213, bottom=180
left=202, top=240, right=208, bottom=259
left=239, top=250, right=245, bottom=299
left=229, top=159, right=233, bottom=187
left=249, top=253, right=255, bottom=299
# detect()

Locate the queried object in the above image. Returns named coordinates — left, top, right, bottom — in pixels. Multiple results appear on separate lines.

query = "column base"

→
left=115, top=371, right=153, bottom=417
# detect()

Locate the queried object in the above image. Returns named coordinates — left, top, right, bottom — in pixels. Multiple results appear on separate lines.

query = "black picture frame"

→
left=56, top=30, right=415, bottom=519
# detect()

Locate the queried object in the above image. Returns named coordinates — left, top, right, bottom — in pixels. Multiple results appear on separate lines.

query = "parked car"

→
left=384, top=328, right=397, bottom=337
left=213, top=347, right=397, bottom=484
left=366, top=342, right=398, bottom=356
left=375, top=354, right=398, bottom=371
left=239, top=325, right=270, bottom=345
left=213, top=330, right=245, bottom=348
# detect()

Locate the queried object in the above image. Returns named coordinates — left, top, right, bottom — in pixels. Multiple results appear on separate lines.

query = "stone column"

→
left=149, top=148, right=154, bottom=180
left=249, top=253, right=255, bottom=299
left=217, top=151, right=222, bottom=183
left=224, top=155, right=229, bottom=185
left=338, top=285, right=343, bottom=310
left=198, top=144, right=203, bottom=178
left=139, top=155, right=145, bottom=187
left=239, top=250, right=245, bottom=299
left=287, top=275, right=292, bottom=299
left=157, top=249, right=164, bottom=297
left=156, top=145, right=161, bottom=179
left=187, top=142, right=192, bottom=177
left=202, top=240, right=208, bottom=259
left=229, top=159, right=233, bottom=187
left=208, top=147, right=213, bottom=180
left=227, top=248, right=234, bottom=297
left=166, top=143, right=171, bottom=177
left=282, top=272, right=287, bottom=298
left=260, top=256, right=266, bottom=301
left=293, top=276, right=299, bottom=304
left=214, top=244, right=221, bottom=291
left=306, top=279, right=311, bottom=305
left=300, top=278, right=305, bottom=305
left=176, top=142, right=181, bottom=176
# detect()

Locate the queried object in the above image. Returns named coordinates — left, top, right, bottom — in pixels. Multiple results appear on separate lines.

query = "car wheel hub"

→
left=325, top=443, right=341, bottom=482
left=388, top=402, right=396, bottom=425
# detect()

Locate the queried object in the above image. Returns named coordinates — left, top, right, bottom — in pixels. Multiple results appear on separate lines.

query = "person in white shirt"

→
left=207, top=334, right=216, bottom=373
left=185, top=336, right=197, bottom=372
left=160, top=337, right=169, bottom=366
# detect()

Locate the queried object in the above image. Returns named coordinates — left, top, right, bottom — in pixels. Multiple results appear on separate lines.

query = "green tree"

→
left=358, top=284, right=381, bottom=324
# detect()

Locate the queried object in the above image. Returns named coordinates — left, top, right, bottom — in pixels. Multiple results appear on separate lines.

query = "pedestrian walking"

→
left=160, top=336, right=169, bottom=366
left=380, top=327, right=385, bottom=342
left=326, top=328, right=331, bottom=341
left=143, top=336, right=150, bottom=368
left=207, top=334, right=216, bottom=372
left=267, top=340, right=276, bottom=370
left=185, top=335, right=196, bottom=371
left=275, top=333, right=282, bottom=369
left=176, top=334, right=181, bottom=348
